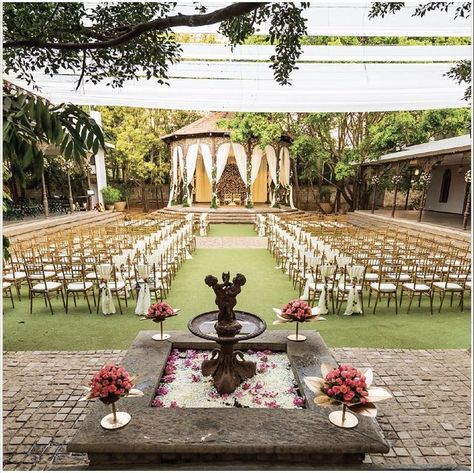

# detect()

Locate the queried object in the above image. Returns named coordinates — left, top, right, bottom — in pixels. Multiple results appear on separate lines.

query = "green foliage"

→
left=219, top=113, right=283, bottom=149
left=101, top=185, right=122, bottom=205
left=318, top=186, right=332, bottom=203
left=3, top=83, right=104, bottom=185
left=369, top=112, right=429, bottom=154
left=99, top=107, right=201, bottom=189
left=290, top=135, right=329, bottom=183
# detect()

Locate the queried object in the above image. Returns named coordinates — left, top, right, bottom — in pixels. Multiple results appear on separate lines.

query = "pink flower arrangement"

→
left=147, top=301, right=176, bottom=322
left=322, top=364, right=369, bottom=405
left=305, top=363, right=393, bottom=418
left=281, top=299, right=313, bottom=322
left=88, top=364, right=134, bottom=405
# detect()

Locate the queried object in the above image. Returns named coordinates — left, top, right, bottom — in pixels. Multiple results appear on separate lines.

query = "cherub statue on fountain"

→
left=205, top=272, right=246, bottom=337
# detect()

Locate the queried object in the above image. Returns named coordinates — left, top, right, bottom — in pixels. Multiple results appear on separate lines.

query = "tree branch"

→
left=3, top=2, right=267, bottom=51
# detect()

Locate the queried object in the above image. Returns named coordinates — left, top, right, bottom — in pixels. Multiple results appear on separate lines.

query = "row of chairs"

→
left=266, top=214, right=471, bottom=315
left=3, top=215, right=195, bottom=315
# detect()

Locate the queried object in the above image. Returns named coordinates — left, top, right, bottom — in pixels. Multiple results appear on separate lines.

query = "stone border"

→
left=68, top=330, right=389, bottom=468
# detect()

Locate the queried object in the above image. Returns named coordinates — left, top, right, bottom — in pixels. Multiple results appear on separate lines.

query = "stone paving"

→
left=196, top=236, right=267, bottom=249
left=2, top=348, right=471, bottom=470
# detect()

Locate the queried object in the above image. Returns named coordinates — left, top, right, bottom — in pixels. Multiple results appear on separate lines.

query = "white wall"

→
left=425, top=164, right=467, bottom=214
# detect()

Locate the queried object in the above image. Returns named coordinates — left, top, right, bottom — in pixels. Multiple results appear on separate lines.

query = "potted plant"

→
left=318, top=186, right=334, bottom=214
left=101, top=185, right=122, bottom=211
left=117, top=182, right=134, bottom=211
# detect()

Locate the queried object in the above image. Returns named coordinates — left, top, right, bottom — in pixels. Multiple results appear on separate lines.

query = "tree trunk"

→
left=291, top=159, right=300, bottom=209
left=143, top=182, right=149, bottom=212
left=155, top=186, right=159, bottom=210
left=160, top=185, right=165, bottom=208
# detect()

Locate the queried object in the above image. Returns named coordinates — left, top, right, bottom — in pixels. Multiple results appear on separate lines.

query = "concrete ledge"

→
left=349, top=211, right=471, bottom=245
left=4, top=211, right=123, bottom=243
left=68, top=330, right=389, bottom=469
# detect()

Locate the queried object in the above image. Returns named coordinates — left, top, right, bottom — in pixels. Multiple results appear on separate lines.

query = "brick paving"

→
left=2, top=348, right=471, bottom=470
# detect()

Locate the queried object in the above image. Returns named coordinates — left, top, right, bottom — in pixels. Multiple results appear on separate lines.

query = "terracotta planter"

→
left=114, top=201, right=127, bottom=212
left=319, top=202, right=334, bottom=214
left=105, top=204, right=115, bottom=211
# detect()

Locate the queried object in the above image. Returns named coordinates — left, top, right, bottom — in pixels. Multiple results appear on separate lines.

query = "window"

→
left=439, top=169, right=451, bottom=203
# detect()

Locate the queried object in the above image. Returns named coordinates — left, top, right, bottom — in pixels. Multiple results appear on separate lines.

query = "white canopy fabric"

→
left=8, top=62, right=468, bottom=111
left=179, top=44, right=472, bottom=62
left=265, top=146, right=278, bottom=185
left=186, top=143, right=199, bottom=185
left=171, top=2, right=471, bottom=37
left=250, top=147, right=263, bottom=184
left=279, top=147, right=291, bottom=186
left=216, top=142, right=230, bottom=183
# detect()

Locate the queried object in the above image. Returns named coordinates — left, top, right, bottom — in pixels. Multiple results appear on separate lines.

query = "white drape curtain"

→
left=216, top=143, right=231, bottom=183
left=168, top=146, right=183, bottom=206
left=279, top=147, right=290, bottom=186
left=251, top=147, right=263, bottom=184
left=177, top=146, right=184, bottom=181
left=186, top=143, right=199, bottom=185
left=232, top=142, right=247, bottom=185
left=265, top=145, right=278, bottom=184
left=200, top=143, right=213, bottom=182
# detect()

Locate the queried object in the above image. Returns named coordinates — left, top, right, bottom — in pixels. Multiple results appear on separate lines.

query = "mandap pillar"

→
left=211, top=137, right=218, bottom=209
left=245, top=140, right=254, bottom=209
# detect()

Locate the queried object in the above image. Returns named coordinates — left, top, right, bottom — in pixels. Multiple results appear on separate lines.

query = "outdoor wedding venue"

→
left=2, top=1, right=472, bottom=471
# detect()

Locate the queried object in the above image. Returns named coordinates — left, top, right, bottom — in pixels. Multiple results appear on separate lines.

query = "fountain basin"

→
left=68, top=330, right=390, bottom=469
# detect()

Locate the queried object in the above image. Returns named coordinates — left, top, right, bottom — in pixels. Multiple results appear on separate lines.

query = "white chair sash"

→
left=97, top=264, right=115, bottom=315
left=135, top=263, right=151, bottom=315
left=344, top=265, right=365, bottom=316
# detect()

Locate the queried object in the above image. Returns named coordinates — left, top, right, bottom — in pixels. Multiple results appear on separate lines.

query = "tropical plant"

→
left=101, top=185, right=122, bottom=206
left=3, top=82, right=104, bottom=197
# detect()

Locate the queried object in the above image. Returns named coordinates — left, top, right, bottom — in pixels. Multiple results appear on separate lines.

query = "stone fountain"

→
left=188, top=272, right=266, bottom=394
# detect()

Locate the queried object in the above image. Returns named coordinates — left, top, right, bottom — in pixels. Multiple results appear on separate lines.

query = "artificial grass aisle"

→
left=3, top=248, right=471, bottom=351
left=207, top=223, right=256, bottom=237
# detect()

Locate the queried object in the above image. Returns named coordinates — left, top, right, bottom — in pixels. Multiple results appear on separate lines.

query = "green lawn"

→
left=3, top=248, right=471, bottom=351
left=207, top=224, right=256, bottom=237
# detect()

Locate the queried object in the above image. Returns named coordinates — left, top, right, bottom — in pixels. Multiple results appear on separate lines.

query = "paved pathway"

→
left=2, top=348, right=470, bottom=470
left=196, top=236, right=267, bottom=249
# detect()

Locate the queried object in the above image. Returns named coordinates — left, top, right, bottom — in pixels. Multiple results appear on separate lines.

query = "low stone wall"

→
left=4, top=211, right=123, bottom=243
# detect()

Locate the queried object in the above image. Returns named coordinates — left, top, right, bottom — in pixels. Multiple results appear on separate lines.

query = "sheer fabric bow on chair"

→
left=97, top=264, right=115, bottom=315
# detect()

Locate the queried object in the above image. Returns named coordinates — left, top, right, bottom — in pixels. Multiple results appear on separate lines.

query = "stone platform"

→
left=67, top=331, right=389, bottom=469
left=349, top=211, right=471, bottom=246
left=157, top=205, right=302, bottom=223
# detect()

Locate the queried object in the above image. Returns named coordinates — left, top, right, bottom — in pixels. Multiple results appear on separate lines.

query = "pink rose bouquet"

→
left=146, top=301, right=177, bottom=322
left=280, top=299, right=313, bottom=322
left=322, top=364, right=368, bottom=405
left=86, top=364, right=135, bottom=404
left=305, top=363, right=392, bottom=417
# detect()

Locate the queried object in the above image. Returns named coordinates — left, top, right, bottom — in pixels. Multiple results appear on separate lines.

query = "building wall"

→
left=425, top=164, right=467, bottom=214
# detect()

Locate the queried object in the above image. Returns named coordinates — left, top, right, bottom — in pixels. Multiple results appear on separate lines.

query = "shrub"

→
left=101, top=186, right=122, bottom=205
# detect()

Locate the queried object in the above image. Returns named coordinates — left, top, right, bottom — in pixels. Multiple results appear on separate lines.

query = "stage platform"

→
left=158, top=204, right=302, bottom=223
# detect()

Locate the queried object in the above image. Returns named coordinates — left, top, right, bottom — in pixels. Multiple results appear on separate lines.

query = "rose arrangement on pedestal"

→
left=145, top=301, right=179, bottom=341
left=273, top=299, right=325, bottom=342
left=82, top=364, right=143, bottom=429
left=304, top=363, right=392, bottom=428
